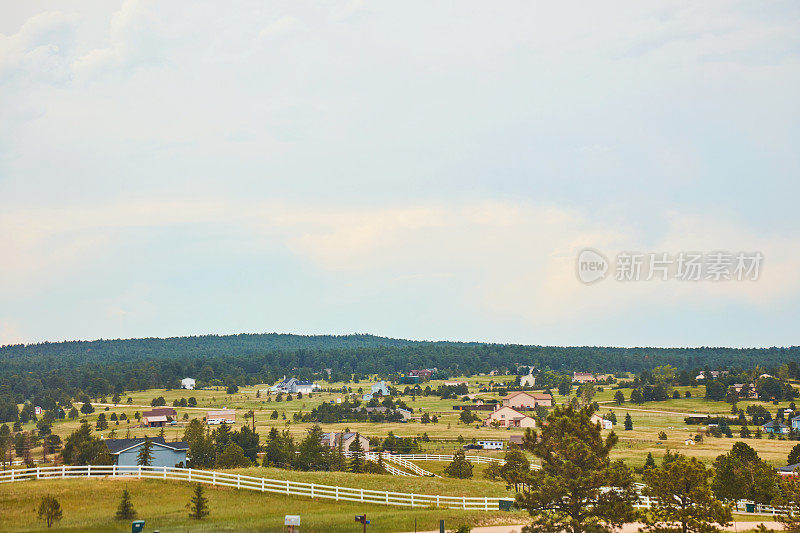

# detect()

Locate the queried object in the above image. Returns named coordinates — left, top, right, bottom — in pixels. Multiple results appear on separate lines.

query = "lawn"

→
left=0, top=477, right=527, bottom=532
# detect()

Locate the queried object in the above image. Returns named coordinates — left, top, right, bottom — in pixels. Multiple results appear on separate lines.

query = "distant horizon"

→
left=2, top=329, right=796, bottom=351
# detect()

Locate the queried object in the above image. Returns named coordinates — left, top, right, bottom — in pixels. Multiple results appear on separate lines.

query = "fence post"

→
left=436, top=494, right=440, bottom=507
left=36, top=467, right=40, bottom=480
left=112, top=464, right=116, bottom=477
left=335, top=485, right=339, bottom=501
left=213, top=471, right=216, bottom=486
left=188, top=468, right=192, bottom=482
left=463, top=496, right=466, bottom=510
left=411, top=493, right=414, bottom=507
left=311, top=483, right=314, bottom=498
left=10, top=469, right=13, bottom=482
left=62, top=465, right=65, bottom=478
left=361, top=488, right=364, bottom=502
left=164, top=466, right=167, bottom=479
left=261, top=477, right=265, bottom=492
left=485, top=497, right=488, bottom=511
left=237, top=474, right=241, bottom=489
left=87, top=464, right=91, bottom=478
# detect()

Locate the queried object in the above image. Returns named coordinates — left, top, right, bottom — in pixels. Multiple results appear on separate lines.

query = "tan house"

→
left=484, top=406, right=537, bottom=428
left=590, top=413, right=613, bottom=430
left=573, top=372, right=597, bottom=383
left=502, top=391, right=553, bottom=409
left=321, top=432, right=370, bottom=452
left=142, top=407, right=177, bottom=428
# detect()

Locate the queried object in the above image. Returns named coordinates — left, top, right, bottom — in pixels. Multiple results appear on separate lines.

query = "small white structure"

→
left=206, top=409, right=236, bottom=425
left=685, top=438, right=695, bottom=446
left=520, top=373, right=536, bottom=388
left=477, top=440, right=504, bottom=450
left=34, top=406, right=43, bottom=416
left=181, top=377, right=196, bottom=390
left=270, top=376, right=317, bottom=395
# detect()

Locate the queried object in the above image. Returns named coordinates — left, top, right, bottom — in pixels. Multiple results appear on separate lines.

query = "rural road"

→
left=406, top=522, right=782, bottom=533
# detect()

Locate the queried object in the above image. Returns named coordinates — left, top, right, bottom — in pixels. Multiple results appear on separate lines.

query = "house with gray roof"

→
left=105, top=437, right=189, bottom=468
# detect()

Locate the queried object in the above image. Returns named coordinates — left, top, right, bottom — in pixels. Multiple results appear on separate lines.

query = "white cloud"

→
left=0, top=11, right=79, bottom=84
left=257, top=16, right=299, bottom=41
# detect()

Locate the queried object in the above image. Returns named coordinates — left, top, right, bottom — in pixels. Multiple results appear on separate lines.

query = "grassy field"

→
left=0, top=476, right=526, bottom=532
left=13, top=378, right=800, bottom=470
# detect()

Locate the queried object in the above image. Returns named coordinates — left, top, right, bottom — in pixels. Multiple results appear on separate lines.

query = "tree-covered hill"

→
left=0, top=333, right=797, bottom=404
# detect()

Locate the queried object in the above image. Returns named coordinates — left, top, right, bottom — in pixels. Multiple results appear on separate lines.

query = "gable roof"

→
left=105, top=437, right=189, bottom=455
left=143, top=407, right=177, bottom=417
left=503, top=391, right=552, bottom=401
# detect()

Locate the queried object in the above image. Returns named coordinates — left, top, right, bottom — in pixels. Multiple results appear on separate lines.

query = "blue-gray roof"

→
left=105, top=437, right=189, bottom=455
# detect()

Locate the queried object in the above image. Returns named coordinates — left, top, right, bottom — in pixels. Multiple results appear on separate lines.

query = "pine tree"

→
left=136, top=437, right=154, bottom=466
left=624, top=413, right=633, bottom=430
left=645, top=452, right=656, bottom=469
left=187, top=483, right=210, bottom=519
left=36, top=495, right=63, bottom=528
left=444, top=450, right=473, bottom=479
left=115, top=489, right=137, bottom=520
left=349, top=434, right=365, bottom=473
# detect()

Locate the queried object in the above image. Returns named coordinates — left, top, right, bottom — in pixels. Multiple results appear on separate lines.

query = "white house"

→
left=590, top=413, right=613, bottom=430
left=270, top=376, right=318, bottom=395
left=181, top=378, right=196, bottom=390
left=484, top=406, right=537, bottom=428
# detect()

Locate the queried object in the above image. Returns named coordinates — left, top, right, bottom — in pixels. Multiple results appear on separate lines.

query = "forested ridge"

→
left=0, top=333, right=798, bottom=404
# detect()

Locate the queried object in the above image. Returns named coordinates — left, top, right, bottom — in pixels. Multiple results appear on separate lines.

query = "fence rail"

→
left=0, top=465, right=505, bottom=511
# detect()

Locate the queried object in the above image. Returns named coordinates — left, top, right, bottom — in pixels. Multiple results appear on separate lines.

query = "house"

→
left=34, top=406, right=43, bottom=416
left=142, top=408, right=177, bottom=428
left=573, top=372, right=597, bottom=383
left=270, top=376, right=318, bottom=395
left=181, top=377, right=196, bottom=390
left=484, top=406, right=537, bottom=428
left=397, top=408, right=412, bottom=421
left=685, top=438, right=695, bottom=446
left=371, top=381, right=391, bottom=397
left=444, top=381, right=468, bottom=387
left=409, top=369, right=434, bottom=380
left=508, top=435, right=524, bottom=447
left=791, top=415, right=800, bottom=430
left=501, top=391, right=553, bottom=410
left=731, top=383, right=758, bottom=399
left=105, top=437, right=189, bottom=468
left=477, top=440, right=503, bottom=450
left=590, top=413, right=613, bottom=430
left=778, top=463, right=800, bottom=476
left=762, top=420, right=789, bottom=434
left=696, top=371, right=727, bottom=381
left=206, top=409, right=236, bottom=425
left=520, top=373, right=536, bottom=388
left=320, top=432, right=370, bottom=452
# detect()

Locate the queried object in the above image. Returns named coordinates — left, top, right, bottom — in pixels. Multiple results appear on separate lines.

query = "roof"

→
left=503, top=391, right=552, bottom=401
left=105, top=437, right=189, bottom=455
left=763, top=421, right=788, bottom=428
left=778, top=463, right=800, bottom=473
left=143, top=408, right=177, bottom=417
left=207, top=409, right=235, bottom=417
left=144, top=415, right=167, bottom=423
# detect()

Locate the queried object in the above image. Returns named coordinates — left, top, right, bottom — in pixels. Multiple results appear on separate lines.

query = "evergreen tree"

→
left=187, top=483, right=210, bottom=519
left=644, top=452, right=656, bottom=469
left=115, top=489, right=137, bottom=520
left=711, top=442, right=778, bottom=504
left=642, top=454, right=732, bottom=533
left=444, top=450, right=474, bottom=479
left=136, top=437, right=154, bottom=467
left=624, top=413, right=633, bottom=430
left=500, top=447, right=530, bottom=491
left=348, top=434, right=365, bottom=473
left=515, top=404, right=637, bottom=533
left=789, top=443, right=800, bottom=466
left=36, top=495, right=63, bottom=528
left=614, top=391, right=625, bottom=405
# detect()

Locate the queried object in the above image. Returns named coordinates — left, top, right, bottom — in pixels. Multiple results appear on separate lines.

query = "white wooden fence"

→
left=0, top=465, right=506, bottom=511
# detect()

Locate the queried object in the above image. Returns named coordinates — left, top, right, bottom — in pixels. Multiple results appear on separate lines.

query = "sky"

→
left=1, top=1, right=799, bottom=348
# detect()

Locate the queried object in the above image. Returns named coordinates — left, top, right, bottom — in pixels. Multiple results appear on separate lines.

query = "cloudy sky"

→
left=1, top=1, right=799, bottom=347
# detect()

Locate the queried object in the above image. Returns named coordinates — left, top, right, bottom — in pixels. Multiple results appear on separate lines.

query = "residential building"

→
left=105, top=437, right=189, bottom=468
left=444, top=381, right=468, bottom=387
left=142, top=408, right=177, bottom=428
left=778, top=463, right=800, bottom=476
left=181, top=377, right=196, bottom=390
left=371, top=381, right=391, bottom=396
left=573, top=372, right=597, bottom=383
left=501, top=391, right=552, bottom=409
left=762, top=420, right=789, bottom=434
left=791, top=415, right=800, bottom=430
left=484, top=406, right=536, bottom=428
left=270, top=376, right=318, bottom=395
left=409, top=369, right=434, bottom=380
left=590, top=413, right=613, bottom=430
left=320, top=432, right=370, bottom=452
left=520, top=373, right=536, bottom=388
left=508, top=435, right=524, bottom=447
left=685, top=438, right=695, bottom=445
left=206, top=409, right=236, bottom=425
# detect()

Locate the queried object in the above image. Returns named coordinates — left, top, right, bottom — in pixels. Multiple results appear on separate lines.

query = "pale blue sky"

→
left=1, top=1, right=799, bottom=347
